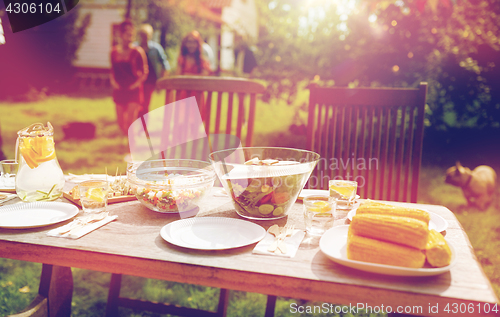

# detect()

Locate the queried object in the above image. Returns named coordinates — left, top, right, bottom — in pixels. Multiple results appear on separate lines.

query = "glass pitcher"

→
left=15, top=122, right=65, bottom=202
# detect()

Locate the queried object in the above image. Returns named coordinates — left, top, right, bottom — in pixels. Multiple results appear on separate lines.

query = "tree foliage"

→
left=135, top=0, right=219, bottom=64
left=0, top=7, right=90, bottom=99
left=254, top=0, right=500, bottom=129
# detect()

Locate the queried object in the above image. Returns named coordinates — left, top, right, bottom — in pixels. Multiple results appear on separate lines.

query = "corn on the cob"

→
left=349, top=214, right=429, bottom=250
left=425, top=229, right=452, bottom=267
left=347, top=234, right=426, bottom=268
left=356, top=201, right=430, bottom=225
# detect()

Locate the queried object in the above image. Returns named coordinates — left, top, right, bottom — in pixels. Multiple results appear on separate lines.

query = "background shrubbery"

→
left=0, top=8, right=89, bottom=99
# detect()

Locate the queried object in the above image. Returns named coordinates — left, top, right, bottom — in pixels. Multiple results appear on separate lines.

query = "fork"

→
left=268, top=225, right=287, bottom=252
left=276, top=225, right=295, bottom=254
left=57, top=212, right=109, bottom=235
left=268, top=224, right=294, bottom=254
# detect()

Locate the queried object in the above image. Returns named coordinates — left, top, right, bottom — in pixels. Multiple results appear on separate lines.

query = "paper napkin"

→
left=253, top=228, right=305, bottom=258
left=0, top=193, right=17, bottom=205
left=213, top=188, right=228, bottom=197
left=47, top=215, right=118, bottom=239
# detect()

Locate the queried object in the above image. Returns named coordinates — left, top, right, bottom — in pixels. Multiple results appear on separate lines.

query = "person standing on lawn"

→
left=176, top=31, right=212, bottom=76
left=137, top=23, right=170, bottom=118
left=175, top=31, right=212, bottom=118
left=110, top=19, right=148, bottom=135
left=202, top=41, right=216, bottom=73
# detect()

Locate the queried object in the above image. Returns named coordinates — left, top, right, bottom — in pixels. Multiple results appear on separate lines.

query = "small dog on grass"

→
left=445, top=162, right=497, bottom=210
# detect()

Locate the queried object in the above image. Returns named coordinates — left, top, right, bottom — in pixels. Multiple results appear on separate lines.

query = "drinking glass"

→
left=1, top=160, right=18, bottom=187
left=329, top=180, right=357, bottom=210
left=79, top=180, right=109, bottom=214
left=303, top=195, right=336, bottom=236
left=1, top=160, right=18, bottom=178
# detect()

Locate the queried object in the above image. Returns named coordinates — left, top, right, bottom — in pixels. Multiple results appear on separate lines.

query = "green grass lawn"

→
left=0, top=92, right=498, bottom=316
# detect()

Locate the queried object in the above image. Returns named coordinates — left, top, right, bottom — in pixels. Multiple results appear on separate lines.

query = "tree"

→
left=0, top=7, right=90, bottom=99
left=135, top=0, right=219, bottom=66
left=253, top=0, right=500, bottom=129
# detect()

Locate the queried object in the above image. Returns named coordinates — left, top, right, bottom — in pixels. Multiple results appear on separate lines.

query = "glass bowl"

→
left=209, top=147, right=320, bottom=220
left=127, top=159, right=215, bottom=213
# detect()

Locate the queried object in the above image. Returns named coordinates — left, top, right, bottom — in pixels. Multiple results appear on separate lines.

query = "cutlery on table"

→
left=57, top=212, right=109, bottom=235
left=277, top=225, right=295, bottom=254
left=0, top=194, right=17, bottom=206
left=268, top=224, right=294, bottom=254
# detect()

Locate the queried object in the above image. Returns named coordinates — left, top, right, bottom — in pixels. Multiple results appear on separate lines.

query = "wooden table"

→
left=0, top=189, right=498, bottom=317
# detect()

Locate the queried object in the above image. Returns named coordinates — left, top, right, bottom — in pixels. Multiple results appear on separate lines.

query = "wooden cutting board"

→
left=63, top=192, right=137, bottom=207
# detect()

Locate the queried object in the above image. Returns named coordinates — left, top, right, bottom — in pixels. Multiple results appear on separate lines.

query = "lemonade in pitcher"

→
left=16, top=122, right=65, bottom=202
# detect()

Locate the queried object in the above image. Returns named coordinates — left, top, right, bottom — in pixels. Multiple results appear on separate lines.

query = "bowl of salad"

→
left=127, top=159, right=216, bottom=213
left=209, top=147, right=320, bottom=220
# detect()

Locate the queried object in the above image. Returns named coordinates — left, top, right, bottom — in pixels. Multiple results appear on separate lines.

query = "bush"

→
left=0, top=8, right=89, bottom=99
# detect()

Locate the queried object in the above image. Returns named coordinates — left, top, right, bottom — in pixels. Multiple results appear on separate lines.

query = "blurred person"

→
left=176, top=31, right=212, bottom=76
left=110, top=20, right=148, bottom=135
left=202, top=41, right=216, bottom=73
left=175, top=31, right=212, bottom=118
left=137, top=23, right=171, bottom=118
left=234, top=35, right=257, bottom=77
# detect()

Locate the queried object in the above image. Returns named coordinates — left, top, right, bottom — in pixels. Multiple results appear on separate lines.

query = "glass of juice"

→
left=303, top=195, right=336, bottom=236
left=329, top=180, right=357, bottom=210
left=79, top=180, right=109, bottom=214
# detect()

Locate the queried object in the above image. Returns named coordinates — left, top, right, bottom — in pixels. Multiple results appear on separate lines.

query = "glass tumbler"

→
left=303, top=195, right=336, bottom=236
left=329, top=180, right=357, bottom=210
left=79, top=180, right=109, bottom=214
left=1, top=160, right=18, bottom=179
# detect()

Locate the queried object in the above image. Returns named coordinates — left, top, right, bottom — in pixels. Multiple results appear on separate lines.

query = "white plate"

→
left=0, top=202, right=79, bottom=229
left=320, top=225, right=456, bottom=276
left=347, top=208, right=448, bottom=232
left=298, top=189, right=360, bottom=201
left=160, top=217, right=266, bottom=250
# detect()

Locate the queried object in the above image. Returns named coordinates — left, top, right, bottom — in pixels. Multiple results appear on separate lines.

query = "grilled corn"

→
left=349, top=214, right=429, bottom=250
left=357, top=201, right=430, bottom=225
left=425, top=229, right=452, bottom=267
left=347, top=234, right=426, bottom=268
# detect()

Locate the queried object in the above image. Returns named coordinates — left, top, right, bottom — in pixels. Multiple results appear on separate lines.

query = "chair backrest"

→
left=157, top=76, right=266, bottom=149
left=306, top=82, right=427, bottom=203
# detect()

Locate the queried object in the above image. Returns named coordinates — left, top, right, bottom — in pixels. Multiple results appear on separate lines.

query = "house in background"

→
left=0, top=17, right=6, bottom=45
left=72, top=0, right=258, bottom=88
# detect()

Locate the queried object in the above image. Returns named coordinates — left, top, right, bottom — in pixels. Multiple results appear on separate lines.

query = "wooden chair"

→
left=306, top=82, right=427, bottom=203
left=128, top=76, right=265, bottom=162
left=8, top=264, right=73, bottom=317
left=159, top=76, right=265, bottom=146
left=108, top=76, right=266, bottom=317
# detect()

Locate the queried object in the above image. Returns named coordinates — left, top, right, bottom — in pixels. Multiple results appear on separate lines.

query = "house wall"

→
left=72, top=0, right=258, bottom=72
left=73, top=0, right=127, bottom=69
left=219, top=0, right=258, bottom=71
left=222, top=0, right=258, bottom=40
left=73, top=8, right=124, bottom=69
left=220, top=26, right=234, bottom=71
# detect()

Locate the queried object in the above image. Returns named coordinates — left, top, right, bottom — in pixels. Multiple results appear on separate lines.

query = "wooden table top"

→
left=0, top=188, right=498, bottom=316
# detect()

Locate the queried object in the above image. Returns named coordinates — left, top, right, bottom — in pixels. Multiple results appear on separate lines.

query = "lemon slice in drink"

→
left=19, top=136, right=56, bottom=168
left=309, top=201, right=331, bottom=213
left=86, top=188, right=106, bottom=202
left=329, top=184, right=356, bottom=199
